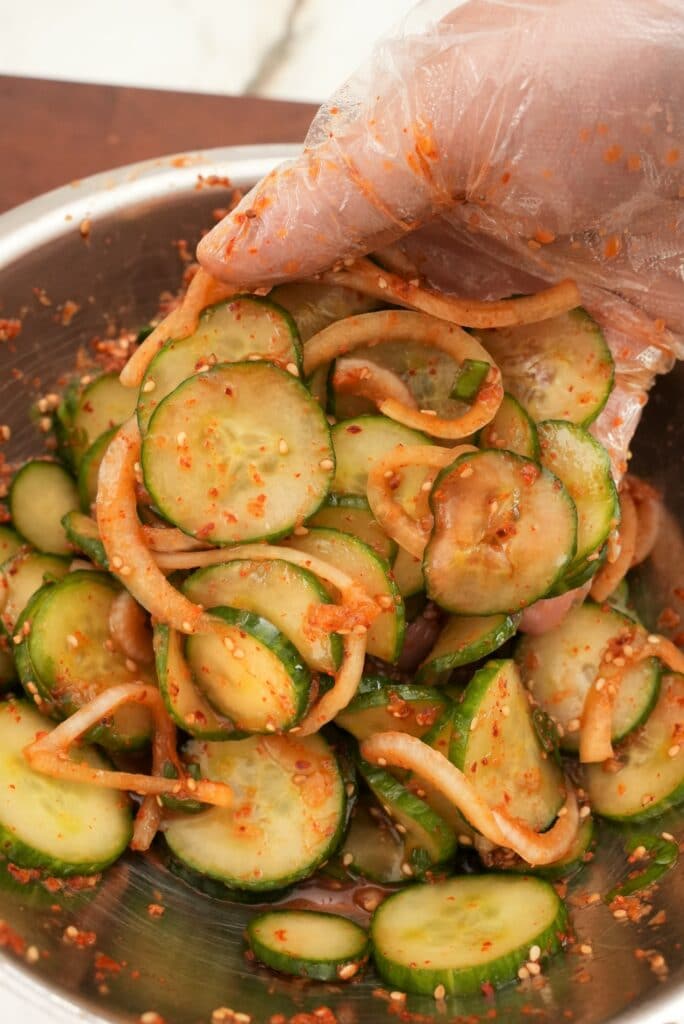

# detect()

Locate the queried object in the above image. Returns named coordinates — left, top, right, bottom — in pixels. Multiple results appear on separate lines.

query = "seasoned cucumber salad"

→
left=1, top=255, right=682, bottom=1002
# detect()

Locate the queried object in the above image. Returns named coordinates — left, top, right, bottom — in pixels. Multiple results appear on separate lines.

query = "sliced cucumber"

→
left=0, top=526, right=23, bottom=567
left=335, top=678, right=450, bottom=741
left=538, top=420, right=618, bottom=576
left=371, top=874, right=567, bottom=996
left=270, top=282, right=381, bottom=342
left=417, top=613, right=520, bottom=684
left=68, top=372, right=138, bottom=467
left=185, top=606, right=311, bottom=733
left=330, top=415, right=430, bottom=497
left=247, top=910, right=369, bottom=981
left=61, top=511, right=109, bottom=569
left=357, top=758, right=456, bottom=874
left=424, top=449, right=577, bottom=615
left=142, top=361, right=334, bottom=545
left=285, top=527, right=404, bottom=663
left=1, top=550, right=69, bottom=635
left=402, top=707, right=474, bottom=839
left=585, top=673, right=684, bottom=820
left=450, top=660, right=565, bottom=831
left=183, top=558, right=342, bottom=675
left=0, top=700, right=132, bottom=875
left=516, top=602, right=661, bottom=752
left=9, top=461, right=79, bottom=556
left=478, top=392, right=540, bottom=460
left=165, top=733, right=346, bottom=890
left=337, top=796, right=406, bottom=884
left=77, top=427, right=116, bottom=511
left=476, top=308, right=614, bottom=426
left=138, top=296, right=302, bottom=433
left=308, top=494, right=396, bottom=563
left=391, top=546, right=425, bottom=598
left=536, top=816, right=596, bottom=880
left=154, top=624, right=241, bottom=740
left=15, top=572, right=153, bottom=749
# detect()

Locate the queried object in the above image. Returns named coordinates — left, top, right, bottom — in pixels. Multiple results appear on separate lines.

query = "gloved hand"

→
left=198, top=0, right=682, bottom=476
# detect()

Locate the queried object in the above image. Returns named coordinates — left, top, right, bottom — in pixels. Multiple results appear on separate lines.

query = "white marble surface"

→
left=0, top=0, right=418, bottom=102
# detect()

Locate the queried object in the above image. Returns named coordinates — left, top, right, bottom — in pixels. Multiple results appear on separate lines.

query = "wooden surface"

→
left=0, top=76, right=317, bottom=213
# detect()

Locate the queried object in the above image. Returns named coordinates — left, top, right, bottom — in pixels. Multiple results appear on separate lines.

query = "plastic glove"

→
left=199, top=0, right=682, bottom=480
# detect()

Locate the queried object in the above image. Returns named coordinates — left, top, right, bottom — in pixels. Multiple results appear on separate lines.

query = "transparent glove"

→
left=198, top=0, right=683, bottom=473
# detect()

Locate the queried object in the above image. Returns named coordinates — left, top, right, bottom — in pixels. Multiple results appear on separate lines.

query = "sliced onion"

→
left=141, top=526, right=212, bottom=554
left=120, top=269, right=235, bottom=387
left=95, top=418, right=216, bottom=635
left=23, top=683, right=234, bottom=808
left=590, top=489, right=638, bottom=603
left=360, top=731, right=578, bottom=866
left=332, top=357, right=418, bottom=410
left=108, top=590, right=154, bottom=665
left=316, top=258, right=581, bottom=330
left=303, top=310, right=503, bottom=440
left=297, top=633, right=366, bottom=736
left=627, top=475, right=663, bottom=567
left=367, top=444, right=475, bottom=558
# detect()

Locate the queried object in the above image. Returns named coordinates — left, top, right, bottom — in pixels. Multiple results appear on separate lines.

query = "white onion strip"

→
left=332, top=357, right=418, bottom=410
left=141, top=526, right=212, bottom=554
left=367, top=444, right=476, bottom=558
left=297, top=634, right=366, bottom=736
left=302, top=310, right=503, bottom=440
left=95, top=418, right=216, bottom=635
left=108, top=590, right=154, bottom=665
left=316, top=258, right=581, bottom=330
left=361, top=732, right=579, bottom=866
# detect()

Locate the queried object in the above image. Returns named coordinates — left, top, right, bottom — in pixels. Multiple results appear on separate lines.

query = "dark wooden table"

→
left=0, top=76, right=317, bottom=213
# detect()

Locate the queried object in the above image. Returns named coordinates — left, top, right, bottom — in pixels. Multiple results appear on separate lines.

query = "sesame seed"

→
left=662, top=831, right=675, bottom=842
left=558, top=806, right=568, bottom=817
left=420, top=409, right=437, bottom=416
left=527, top=961, right=541, bottom=977
left=119, top=565, right=131, bottom=577
left=286, top=363, right=299, bottom=376
left=232, top=647, right=245, bottom=660
left=39, top=416, right=52, bottom=432
left=401, top=862, right=413, bottom=877
left=234, top=1014, right=252, bottom=1024
left=319, top=458, right=334, bottom=471
left=501, top=705, right=510, bottom=717
left=529, top=945, right=541, bottom=962
left=668, top=744, right=681, bottom=758
left=0, top=425, right=11, bottom=442
left=378, top=595, right=394, bottom=610
left=632, top=845, right=647, bottom=860
left=352, top=623, right=367, bottom=636
left=125, top=659, right=138, bottom=673
left=460, top=466, right=474, bottom=478
left=579, top=805, right=591, bottom=819
left=25, top=945, right=40, bottom=964
left=623, top=644, right=634, bottom=657
left=142, top=379, right=156, bottom=393
left=377, top=277, right=388, bottom=290
left=111, top=555, right=123, bottom=569
left=181, top=620, right=193, bottom=633
left=176, top=432, right=187, bottom=446
left=265, top=722, right=276, bottom=733
left=421, top=480, right=433, bottom=492
left=383, top=469, right=395, bottom=479
left=579, top=944, right=593, bottom=956
left=140, top=1014, right=164, bottom=1024
left=338, top=963, right=359, bottom=980
left=278, top=438, right=289, bottom=455
left=650, top=954, right=665, bottom=971
left=345, top=782, right=355, bottom=797
left=595, top=677, right=606, bottom=692
left=342, top=853, right=354, bottom=867
left=518, top=966, right=530, bottom=981
left=458, top=834, right=473, bottom=846
left=293, top=525, right=309, bottom=536
left=567, top=718, right=581, bottom=733
left=613, top=908, right=628, bottom=920
left=647, top=634, right=660, bottom=645
left=390, top=992, right=406, bottom=1003
left=223, top=636, right=235, bottom=651
left=470, top=715, right=479, bottom=731
left=433, top=984, right=446, bottom=1000
left=377, top=757, right=387, bottom=767
left=395, top=823, right=407, bottom=835
left=211, top=1010, right=234, bottom=1024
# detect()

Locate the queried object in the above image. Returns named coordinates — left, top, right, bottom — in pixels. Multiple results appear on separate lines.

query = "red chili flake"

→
left=0, top=921, right=26, bottom=956
left=94, top=953, right=123, bottom=975
left=0, top=318, right=21, bottom=343
left=657, top=607, right=681, bottom=631
left=7, top=863, right=41, bottom=885
left=147, top=903, right=165, bottom=918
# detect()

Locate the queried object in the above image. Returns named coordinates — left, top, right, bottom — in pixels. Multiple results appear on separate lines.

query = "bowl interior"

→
left=0, top=148, right=683, bottom=1024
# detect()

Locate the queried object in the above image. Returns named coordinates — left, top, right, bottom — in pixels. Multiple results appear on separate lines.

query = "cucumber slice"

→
left=424, top=449, right=577, bottom=615
left=0, top=700, right=132, bottom=875
left=61, top=511, right=109, bottom=569
left=391, top=546, right=425, bottom=598
left=331, top=415, right=431, bottom=497
left=183, top=558, right=342, bottom=675
left=516, top=602, right=661, bottom=752
left=450, top=358, right=491, bottom=402
left=185, top=606, right=311, bottom=733
left=371, top=874, right=567, bottom=996
left=584, top=673, right=684, bottom=820
left=0, top=526, right=23, bottom=568
left=476, top=308, right=614, bottom=426
left=270, top=282, right=381, bottom=342
left=68, top=372, right=138, bottom=467
left=247, top=910, right=369, bottom=981
left=357, top=758, right=456, bottom=874
left=534, top=816, right=596, bottom=880
left=15, top=572, right=154, bottom=750
left=165, top=733, right=346, bottom=890
left=308, top=494, right=396, bottom=563
left=417, top=613, right=520, bottom=684
left=335, top=677, right=450, bottom=741
left=337, top=796, right=406, bottom=883
left=400, top=707, right=473, bottom=839
left=1, top=550, right=69, bottom=635
left=154, top=624, right=241, bottom=740
left=138, top=296, right=302, bottom=433
left=450, top=660, right=565, bottom=831
left=478, top=392, right=540, bottom=460
left=285, top=527, right=404, bottom=663
left=9, top=461, right=79, bottom=555
left=538, top=420, right=619, bottom=575
left=77, top=427, right=116, bottom=511
left=142, top=361, right=334, bottom=546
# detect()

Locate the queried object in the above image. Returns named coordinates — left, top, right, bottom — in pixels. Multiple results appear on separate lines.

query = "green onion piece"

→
left=450, top=359, right=490, bottom=402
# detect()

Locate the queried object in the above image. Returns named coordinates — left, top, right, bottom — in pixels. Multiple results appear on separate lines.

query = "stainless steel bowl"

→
left=0, top=145, right=682, bottom=1024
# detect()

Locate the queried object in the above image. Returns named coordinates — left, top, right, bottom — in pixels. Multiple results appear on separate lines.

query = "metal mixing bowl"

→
left=0, top=145, right=682, bottom=1024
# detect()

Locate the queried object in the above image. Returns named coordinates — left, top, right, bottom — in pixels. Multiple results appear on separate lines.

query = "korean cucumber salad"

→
left=0, top=256, right=681, bottom=1001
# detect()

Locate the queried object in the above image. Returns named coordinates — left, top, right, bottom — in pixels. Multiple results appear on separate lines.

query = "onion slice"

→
left=590, top=489, right=638, bottom=603
left=296, top=634, right=366, bottom=736
left=332, top=357, right=418, bottom=410
left=627, top=475, right=663, bottom=567
left=302, top=310, right=502, bottom=440
left=95, top=418, right=216, bottom=635
left=367, top=444, right=475, bottom=558
left=360, top=731, right=578, bottom=866
left=141, top=526, right=212, bottom=554
left=120, top=269, right=235, bottom=388
left=108, top=590, right=154, bottom=666
left=316, top=258, right=581, bottom=330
